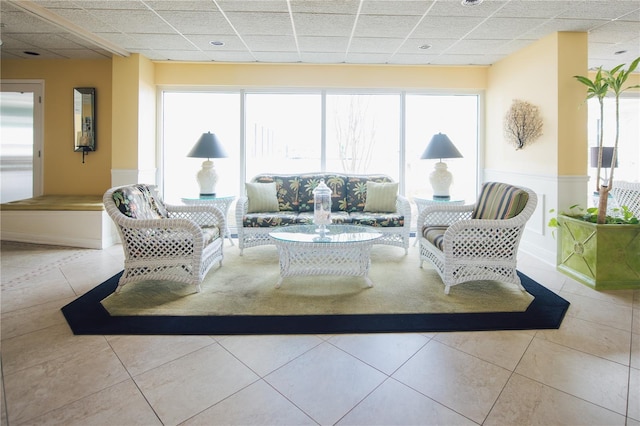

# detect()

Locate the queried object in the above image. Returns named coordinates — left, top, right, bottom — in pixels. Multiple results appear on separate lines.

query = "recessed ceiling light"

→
left=209, top=41, right=224, bottom=46
left=614, top=50, right=627, bottom=55
left=419, top=44, right=432, bottom=50
left=461, top=0, right=483, bottom=5
left=23, top=51, right=40, bottom=56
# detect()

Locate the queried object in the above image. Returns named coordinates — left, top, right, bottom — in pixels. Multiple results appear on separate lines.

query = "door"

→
left=0, top=80, right=43, bottom=203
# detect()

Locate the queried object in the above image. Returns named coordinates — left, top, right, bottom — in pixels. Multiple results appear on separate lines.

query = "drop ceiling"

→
left=1, top=0, right=639, bottom=70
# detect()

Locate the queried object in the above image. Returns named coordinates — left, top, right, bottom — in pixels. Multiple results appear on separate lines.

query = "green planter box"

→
left=557, top=215, right=640, bottom=290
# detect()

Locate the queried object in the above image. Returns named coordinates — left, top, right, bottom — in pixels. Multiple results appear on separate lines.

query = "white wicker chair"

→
left=418, top=182, right=537, bottom=295
left=104, top=184, right=225, bottom=293
left=611, top=181, right=640, bottom=218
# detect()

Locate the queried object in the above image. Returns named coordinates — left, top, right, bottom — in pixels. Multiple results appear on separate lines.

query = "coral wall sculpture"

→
left=504, top=99, right=543, bottom=150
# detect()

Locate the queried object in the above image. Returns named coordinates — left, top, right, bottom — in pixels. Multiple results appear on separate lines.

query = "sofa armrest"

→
left=396, top=195, right=412, bottom=225
left=235, top=196, right=249, bottom=224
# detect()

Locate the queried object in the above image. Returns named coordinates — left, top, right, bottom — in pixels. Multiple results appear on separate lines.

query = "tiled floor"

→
left=1, top=239, right=638, bottom=426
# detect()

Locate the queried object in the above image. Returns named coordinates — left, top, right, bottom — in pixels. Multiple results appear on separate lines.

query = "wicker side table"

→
left=182, top=195, right=235, bottom=246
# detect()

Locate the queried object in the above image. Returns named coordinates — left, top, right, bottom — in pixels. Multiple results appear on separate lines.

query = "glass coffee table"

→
left=269, top=224, right=383, bottom=288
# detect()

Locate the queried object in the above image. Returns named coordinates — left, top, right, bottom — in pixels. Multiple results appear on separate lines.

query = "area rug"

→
left=62, top=245, right=569, bottom=335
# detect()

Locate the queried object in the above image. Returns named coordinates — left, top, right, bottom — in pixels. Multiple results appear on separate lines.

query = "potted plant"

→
left=551, top=58, right=640, bottom=290
left=574, top=57, right=640, bottom=221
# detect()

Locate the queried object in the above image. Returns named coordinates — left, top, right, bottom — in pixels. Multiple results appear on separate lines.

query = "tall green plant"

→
left=574, top=57, right=640, bottom=224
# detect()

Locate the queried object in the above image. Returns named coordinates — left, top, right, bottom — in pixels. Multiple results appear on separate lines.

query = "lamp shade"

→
left=187, top=132, right=228, bottom=159
left=590, top=146, right=617, bottom=168
left=420, top=133, right=463, bottom=160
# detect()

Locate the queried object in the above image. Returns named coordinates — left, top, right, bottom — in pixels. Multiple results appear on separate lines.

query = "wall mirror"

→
left=73, top=87, right=95, bottom=162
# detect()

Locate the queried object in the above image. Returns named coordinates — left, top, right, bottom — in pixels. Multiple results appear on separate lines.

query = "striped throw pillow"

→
left=364, top=181, right=398, bottom=213
left=246, top=182, right=279, bottom=213
left=472, top=182, right=529, bottom=220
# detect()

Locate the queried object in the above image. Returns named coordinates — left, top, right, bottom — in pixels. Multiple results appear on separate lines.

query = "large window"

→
left=161, top=89, right=480, bottom=229
left=245, top=93, right=321, bottom=178
left=161, top=92, right=240, bottom=203
left=325, top=93, right=400, bottom=179
left=405, top=94, right=478, bottom=203
left=587, top=95, right=640, bottom=189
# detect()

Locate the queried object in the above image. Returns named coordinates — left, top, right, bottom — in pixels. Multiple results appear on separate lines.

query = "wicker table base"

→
left=269, top=224, right=383, bottom=288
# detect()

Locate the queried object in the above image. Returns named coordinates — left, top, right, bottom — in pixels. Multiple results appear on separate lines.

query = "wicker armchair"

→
left=418, top=182, right=537, bottom=295
left=104, top=184, right=225, bottom=293
left=611, top=181, right=640, bottom=217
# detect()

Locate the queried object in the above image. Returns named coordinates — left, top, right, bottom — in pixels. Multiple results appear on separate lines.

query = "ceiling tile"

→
left=225, top=12, right=292, bottom=35
left=155, top=11, right=232, bottom=35
left=293, top=13, right=355, bottom=37
left=359, top=1, right=433, bottom=16
left=290, top=0, right=360, bottom=14
left=470, top=17, right=551, bottom=39
left=298, top=36, right=350, bottom=53
left=411, top=16, right=485, bottom=39
left=216, top=0, right=289, bottom=13
left=88, top=9, right=176, bottom=34
left=348, top=37, right=407, bottom=54
left=242, top=35, right=297, bottom=52
left=354, top=14, right=425, bottom=38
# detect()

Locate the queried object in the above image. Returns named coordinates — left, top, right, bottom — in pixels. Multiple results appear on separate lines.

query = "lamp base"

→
left=429, top=162, right=453, bottom=198
left=196, top=160, right=218, bottom=197
left=199, top=193, right=216, bottom=198
left=432, top=195, right=451, bottom=200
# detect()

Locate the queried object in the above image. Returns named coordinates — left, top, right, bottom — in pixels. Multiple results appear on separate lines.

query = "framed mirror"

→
left=73, top=88, right=95, bottom=160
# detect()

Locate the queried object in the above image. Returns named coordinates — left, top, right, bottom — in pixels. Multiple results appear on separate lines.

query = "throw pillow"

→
left=246, top=182, right=279, bottom=213
left=364, top=181, right=398, bottom=212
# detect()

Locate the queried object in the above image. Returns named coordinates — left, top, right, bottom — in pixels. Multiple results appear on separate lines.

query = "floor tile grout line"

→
left=2, top=248, right=92, bottom=285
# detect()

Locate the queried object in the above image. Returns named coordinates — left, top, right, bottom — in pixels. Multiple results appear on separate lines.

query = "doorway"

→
left=0, top=80, right=43, bottom=203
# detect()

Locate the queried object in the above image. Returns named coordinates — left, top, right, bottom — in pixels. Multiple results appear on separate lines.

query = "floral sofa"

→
left=235, top=173, right=411, bottom=254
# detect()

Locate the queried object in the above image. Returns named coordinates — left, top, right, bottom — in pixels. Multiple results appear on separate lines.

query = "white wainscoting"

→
left=1, top=210, right=119, bottom=249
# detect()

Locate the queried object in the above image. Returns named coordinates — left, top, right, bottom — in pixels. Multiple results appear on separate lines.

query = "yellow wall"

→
left=486, top=32, right=587, bottom=176
left=1, top=59, right=112, bottom=195
left=154, top=62, right=487, bottom=89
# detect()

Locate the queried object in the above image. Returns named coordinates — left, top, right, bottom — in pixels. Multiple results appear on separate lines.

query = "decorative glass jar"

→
left=313, top=179, right=332, bottom=239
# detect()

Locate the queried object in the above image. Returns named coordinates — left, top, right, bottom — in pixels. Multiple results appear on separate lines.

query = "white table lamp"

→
left=187, top=132, right=228, bottom=197
left=420, top=133, right=463, bottom=199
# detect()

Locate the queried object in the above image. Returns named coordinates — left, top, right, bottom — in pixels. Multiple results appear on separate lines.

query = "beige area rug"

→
left=102, top=245, right=534, bottom=317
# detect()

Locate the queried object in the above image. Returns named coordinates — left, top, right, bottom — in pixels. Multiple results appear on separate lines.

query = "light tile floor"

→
left=1, top=240, right=638, bottom=426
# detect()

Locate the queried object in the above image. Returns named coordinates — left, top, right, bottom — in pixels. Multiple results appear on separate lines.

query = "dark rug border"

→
left=61, top=272, right=570, bottom=335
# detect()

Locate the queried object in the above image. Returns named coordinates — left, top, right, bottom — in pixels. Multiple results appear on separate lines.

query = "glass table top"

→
left=269, top=224, right=383, bottom=244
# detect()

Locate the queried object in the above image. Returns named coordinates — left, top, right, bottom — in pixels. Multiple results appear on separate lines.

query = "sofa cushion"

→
left=324, top=174, right=348, bottom=212
left=253, top=175, right=300, bottom=211
left=346, top=175, right=394, bottom=212
left=298, top=174, right=323, bottom=213
left=349, top=212, right=404, bottom=227
left=296, top=211, right=352, bottom=224
left=472, top=182, right=529, bottom=220
left=422, top=225, right=447, bottom=251
left=112, top=184, right=169, bottom=219
left=364, top=181, right=398, bottom=212
left=243, top=212, right=300, bottom=227
left=246, top=182, right=279, bottom=213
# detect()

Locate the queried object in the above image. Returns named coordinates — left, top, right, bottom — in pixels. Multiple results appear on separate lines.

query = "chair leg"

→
left=444, top=285, right=451, bottom=295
